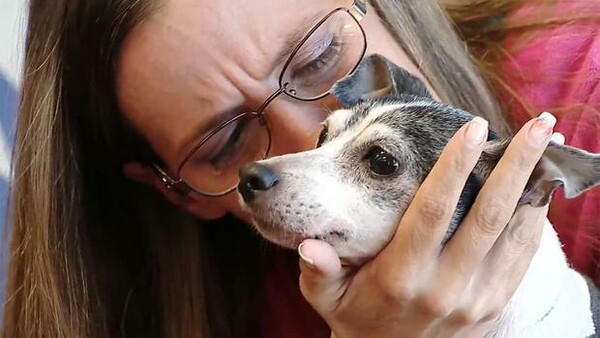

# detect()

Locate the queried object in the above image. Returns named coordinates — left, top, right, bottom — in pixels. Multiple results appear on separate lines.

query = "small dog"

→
left=238, top=54, right=600, bottom=337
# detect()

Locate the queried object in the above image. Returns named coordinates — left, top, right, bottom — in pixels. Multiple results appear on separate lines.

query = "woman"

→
left=2, top=0, right=598, bottom=337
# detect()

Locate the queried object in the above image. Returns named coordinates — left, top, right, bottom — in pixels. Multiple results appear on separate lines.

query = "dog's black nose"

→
left=238, top=162, right=280, bottom=202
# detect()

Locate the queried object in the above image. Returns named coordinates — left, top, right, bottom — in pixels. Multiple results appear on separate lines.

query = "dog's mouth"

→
left=313, top=230, right=349, bottom=241
left=248, top=213, right=351, bottom=249
left=237, top=183, right=357, bottom=257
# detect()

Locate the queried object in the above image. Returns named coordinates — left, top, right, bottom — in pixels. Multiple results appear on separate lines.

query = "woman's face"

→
left=116, top=0, right=439, bottom=222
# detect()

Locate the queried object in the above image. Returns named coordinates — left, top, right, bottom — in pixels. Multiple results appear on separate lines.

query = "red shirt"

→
left=500, top=0, right=600, bottom=281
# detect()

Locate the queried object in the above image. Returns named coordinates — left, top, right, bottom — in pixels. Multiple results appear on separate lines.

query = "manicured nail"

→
left=550, top=132, right=565, bottom=145
left=530, top=112, right=556, bottom=145
left=464, top=117, right=489, bottom=146
left=298, top=242, right=315, bottom=267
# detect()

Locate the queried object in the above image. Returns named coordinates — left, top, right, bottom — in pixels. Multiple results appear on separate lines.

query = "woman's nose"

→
left=266, top=97, right=336, bottom=156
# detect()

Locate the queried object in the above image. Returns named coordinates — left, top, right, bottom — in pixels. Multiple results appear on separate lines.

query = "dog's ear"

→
left=474, top=140, right=600, bottom=207
left=331, top=54, right=432, bottom=107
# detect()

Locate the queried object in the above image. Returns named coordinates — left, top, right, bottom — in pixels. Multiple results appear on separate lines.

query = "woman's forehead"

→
left=116, top=0, right=335, bottom=165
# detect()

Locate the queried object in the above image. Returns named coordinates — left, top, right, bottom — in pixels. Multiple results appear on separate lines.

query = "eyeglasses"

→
left=153, top=1, right=367, bottom=196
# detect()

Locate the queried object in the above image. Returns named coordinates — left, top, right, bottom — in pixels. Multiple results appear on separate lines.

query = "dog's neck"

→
left=485, top=220, right=594, bottom=337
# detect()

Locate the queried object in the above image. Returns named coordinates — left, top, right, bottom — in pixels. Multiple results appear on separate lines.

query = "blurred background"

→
left=0, top=0, right=28, bottom=317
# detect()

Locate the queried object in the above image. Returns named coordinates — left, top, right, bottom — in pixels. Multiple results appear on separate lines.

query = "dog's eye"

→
left=316, top=125, right=328, bottom=148
left=365, top=146, right=399, bottom=176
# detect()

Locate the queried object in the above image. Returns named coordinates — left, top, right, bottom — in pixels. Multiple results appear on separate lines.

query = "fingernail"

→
left=464, top=117, right=489, bottom=146
left=298, top=242, right=315, bottom=267
left=550, top=132, right=565, bottom=145
left=530, top=112, right=556, bottom=145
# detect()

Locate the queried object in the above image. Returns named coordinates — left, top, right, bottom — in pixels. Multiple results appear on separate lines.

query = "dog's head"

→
left=237, top=54, right=600, bottom=264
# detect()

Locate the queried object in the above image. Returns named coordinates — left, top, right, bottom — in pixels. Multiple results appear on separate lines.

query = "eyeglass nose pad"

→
left=281, top=81, right=298, bottom=96
left=237, top=162, right=280, bottom=202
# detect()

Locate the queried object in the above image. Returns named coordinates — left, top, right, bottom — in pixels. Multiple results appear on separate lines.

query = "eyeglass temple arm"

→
left=151, top=163, right=193, bottom=195
left=350, top=0, right=367, bottom=19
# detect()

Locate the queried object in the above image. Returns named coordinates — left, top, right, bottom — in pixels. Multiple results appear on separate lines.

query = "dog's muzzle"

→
left=238, top=162, right=280, bottom=202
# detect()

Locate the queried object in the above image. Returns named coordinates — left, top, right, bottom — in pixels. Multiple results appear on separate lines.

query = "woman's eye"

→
left=207, top=118, right=250, bottom=167
left=292, top=35, right=343, bottom=80
left=364, top=146, right=399, bottom=176
left=316, top=125, right=328, bottom=148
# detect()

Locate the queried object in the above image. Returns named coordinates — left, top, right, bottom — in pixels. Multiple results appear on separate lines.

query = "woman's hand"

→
left=297, top=113, right=557, bottom=338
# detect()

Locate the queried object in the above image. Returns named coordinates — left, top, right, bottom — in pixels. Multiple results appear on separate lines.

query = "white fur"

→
left=326, top=108, right=353, bottom=130
left=486, top=220, right=594, bottom=337
left=283, top=139, right=399, bottom=260
left=309, top=175, right=396, bottom=260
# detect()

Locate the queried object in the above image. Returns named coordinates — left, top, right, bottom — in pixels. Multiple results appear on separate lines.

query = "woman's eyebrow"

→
left=177, top=9, right=328, bottom=162
left=272, top=10, right=328, bottom=69
left=176, top=107, right=241, bottom=161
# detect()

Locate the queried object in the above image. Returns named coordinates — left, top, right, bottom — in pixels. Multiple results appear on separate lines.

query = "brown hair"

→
left=442, top=0, right=600, bottom=121
left=1, top=1, right=220, bottom=337
left=1, top=0, right=593, bottom=337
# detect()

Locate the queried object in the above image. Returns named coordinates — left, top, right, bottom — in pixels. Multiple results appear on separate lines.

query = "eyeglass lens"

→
left=179, top=9, right=365, bottom=195
left=281, top=10, right=366, bottom=100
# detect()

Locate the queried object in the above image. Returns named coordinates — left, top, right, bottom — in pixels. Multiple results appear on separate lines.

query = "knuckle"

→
left=415, top=292, right=457, bottom=319
left=451, top=308, right=482, bottom=325
left=376, top=272, right=415, bottom=307
left=480, top=307, right=504, bottom=324
left=519, top=240, right=540, bottom=261
left=477, top=297, right=507, bottom=322
left=506, top=148, right=536, bottom=172
left=452, top=301, right=502, bottom=326
left=418, top=195, right=453, bottom=226
left=507, top=225, right=536, bottom=251
left=506, top=210, right=545, bottom=253
left=473, top=199, right=509, bottom=236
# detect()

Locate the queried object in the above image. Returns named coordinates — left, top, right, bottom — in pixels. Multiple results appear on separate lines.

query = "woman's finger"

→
left=474, top=204, right=547, bottom=302
left=437, top=206, right=548, bottom=333
left=384, top=117, right=489, bottom=269
left=440, top=112, right=555, bottom=278
left=297, top=239, right=346, bottom=316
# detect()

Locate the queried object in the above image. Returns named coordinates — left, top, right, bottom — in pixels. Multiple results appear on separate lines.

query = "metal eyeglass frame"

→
left=152, top=0, right=367, bottom=197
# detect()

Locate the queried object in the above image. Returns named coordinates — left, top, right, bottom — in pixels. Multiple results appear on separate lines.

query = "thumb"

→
left=298, top=239, right=347, bottom=315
